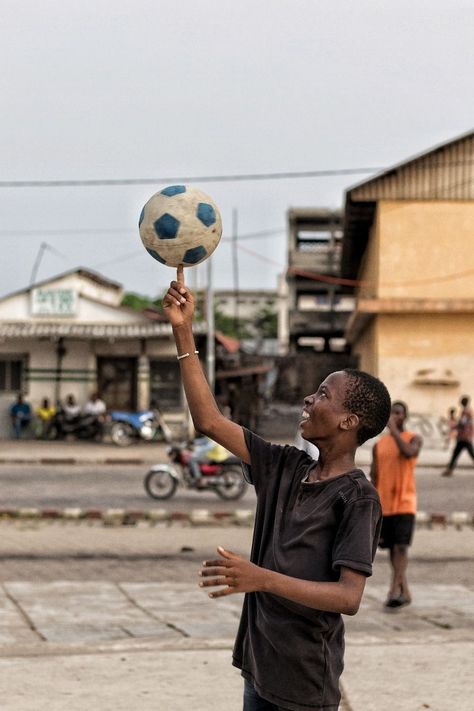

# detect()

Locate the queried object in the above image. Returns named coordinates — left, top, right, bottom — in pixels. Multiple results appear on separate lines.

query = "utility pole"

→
left=206, top=256, right=215, bottom=391
left=30, top=242, right=48, bottom=286
left=231, top=208, right=239, bottom=334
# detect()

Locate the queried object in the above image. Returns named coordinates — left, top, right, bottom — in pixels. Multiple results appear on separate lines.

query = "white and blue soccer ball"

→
left=139, top=185, right=222, bottom=268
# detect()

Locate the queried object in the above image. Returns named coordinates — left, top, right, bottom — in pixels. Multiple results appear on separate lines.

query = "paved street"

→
left=0, top=523, right=473, bottom=710
left=0, top=442, right=473, bottom=709
left=1, top=463, right=473, bottom=513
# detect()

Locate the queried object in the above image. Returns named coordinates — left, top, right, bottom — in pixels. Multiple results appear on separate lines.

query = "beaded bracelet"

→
left=176, top=350, right=199, bottom=361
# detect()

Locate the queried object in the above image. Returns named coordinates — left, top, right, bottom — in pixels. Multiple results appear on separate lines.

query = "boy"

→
left=163, top=268, right=391, bottom=711
left=370, top=401, right=422, bottom=608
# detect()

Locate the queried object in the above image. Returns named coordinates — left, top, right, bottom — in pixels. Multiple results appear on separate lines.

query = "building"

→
left=341, top=130, right=474, bottom=414
left=285, top=208, right=354, bottom=353
left=214, top=289, right=277, bottom=322
left=0, top=268, right=206, bottom=438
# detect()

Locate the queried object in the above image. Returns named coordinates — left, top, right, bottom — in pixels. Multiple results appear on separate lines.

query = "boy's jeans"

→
left=243, top=680, right=289, bottom=711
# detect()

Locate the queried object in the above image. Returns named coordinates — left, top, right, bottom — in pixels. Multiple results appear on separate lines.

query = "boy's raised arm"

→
left=163, top=266, right=250, bottom=464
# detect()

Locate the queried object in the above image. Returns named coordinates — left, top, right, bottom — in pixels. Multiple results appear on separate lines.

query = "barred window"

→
left=149, top=359, right=181, bottom=409
left=0, top=358, right=25, bottom=393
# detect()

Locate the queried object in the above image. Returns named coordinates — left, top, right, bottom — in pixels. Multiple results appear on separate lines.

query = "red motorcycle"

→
left=144, top=442, right=248, bottom=501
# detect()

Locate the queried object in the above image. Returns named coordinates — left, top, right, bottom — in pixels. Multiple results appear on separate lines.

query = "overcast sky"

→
left=1, top=0, right=473, bottom=299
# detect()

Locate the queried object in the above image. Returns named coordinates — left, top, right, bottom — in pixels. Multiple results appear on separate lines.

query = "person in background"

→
left=83, top=392, right=107, bottom=437
left=62, top=394, right=81, bottom=419
left=35, top=397, right=56, bottom=439
left=370, top=401, right=422, bottom=608
left=441, top=396, right=474, bottom=477
left=10, top=393, right=32, bottom=439
left=444, top=407, right=457, bottom=450
left=83, top=392, right=106, bottom=417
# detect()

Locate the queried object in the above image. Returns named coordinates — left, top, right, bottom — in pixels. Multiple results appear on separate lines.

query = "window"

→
left=149, top=359, right=182, bottom=409
left=0, top=358, right=25, bottom=393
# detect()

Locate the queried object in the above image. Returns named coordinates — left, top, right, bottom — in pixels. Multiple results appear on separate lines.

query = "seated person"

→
left=83, top=392, right=107, bottom=436
left=188, top=436, right=231, bottom=486
left=83, top=392, right=106, bottom=417
left=10, top=393, right=32, bottom=439
left=62, top=394, right=81, bottom=419
left=35, top=397, right=56, bottom=438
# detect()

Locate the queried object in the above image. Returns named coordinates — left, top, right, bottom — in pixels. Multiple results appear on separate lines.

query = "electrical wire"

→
left=0, top=158, right=472, bottom=189
left=0, top=166, right=382, bottom=188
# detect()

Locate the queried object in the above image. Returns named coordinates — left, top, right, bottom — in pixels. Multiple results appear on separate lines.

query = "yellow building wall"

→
left=376, top=314, right=474, bottom=415
left=353, top=321, right=378, bottom=376
left=358, top=210, right=380, bottom=298
left=376, top=200, right=474, bottom=299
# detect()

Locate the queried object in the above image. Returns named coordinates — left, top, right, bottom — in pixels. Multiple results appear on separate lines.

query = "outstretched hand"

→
left=199, top=546, right=268, bottom=598
left=162, top=264, right=195, bottom=327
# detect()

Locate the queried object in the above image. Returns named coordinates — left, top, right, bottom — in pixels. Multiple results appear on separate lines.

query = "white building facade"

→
left=0, top=268, right=205, bottom=438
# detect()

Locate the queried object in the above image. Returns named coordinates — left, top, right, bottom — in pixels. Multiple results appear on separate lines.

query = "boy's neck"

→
left=309, top=446, right=357, bottom=482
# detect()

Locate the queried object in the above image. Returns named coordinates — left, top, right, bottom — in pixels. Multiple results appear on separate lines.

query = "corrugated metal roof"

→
left=348, top=129, right=474, bottom=201
left=0, top=321, right=207, bottom=339
left=0, top=267, right=123, bottom=302
left=341, top=130, right=474, bottom=278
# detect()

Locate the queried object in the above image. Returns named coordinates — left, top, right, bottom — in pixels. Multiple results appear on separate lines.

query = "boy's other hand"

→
left=163, top=264, right=195, bottom=327
left=199, top=546, right=268, bottom=598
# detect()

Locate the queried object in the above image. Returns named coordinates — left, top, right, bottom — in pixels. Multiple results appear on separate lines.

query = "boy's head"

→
left=301, top=369, right=391, bottom=447
left=390, top=400, right=408, bottom=430
left=460, top=396, right=470, bottom=408
left=342, top=369, right=392, bottom=444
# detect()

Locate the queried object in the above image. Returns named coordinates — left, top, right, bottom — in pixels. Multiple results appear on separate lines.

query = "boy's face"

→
left=300, top=371, right=355, bottom=443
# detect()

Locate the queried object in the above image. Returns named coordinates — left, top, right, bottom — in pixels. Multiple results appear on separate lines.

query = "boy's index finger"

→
left=176, top=264, right=184, bottom=286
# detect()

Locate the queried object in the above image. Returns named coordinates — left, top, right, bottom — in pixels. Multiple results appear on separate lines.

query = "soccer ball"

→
left=139, top=185, right=222, bottom=268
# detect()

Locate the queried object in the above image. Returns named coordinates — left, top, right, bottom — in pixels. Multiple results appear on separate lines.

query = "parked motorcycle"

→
left=108, top=408, right=173, bottom=447
left=50, top=410, right=103, bottom=440
left=144, top=442, right=248, bottom=500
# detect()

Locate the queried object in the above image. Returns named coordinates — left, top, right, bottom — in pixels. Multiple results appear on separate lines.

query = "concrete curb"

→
left=0, top=458, right=148, bottom=465
left=0, top=508, right=472, bottom=528
left=0, top=507, right=256, bottom=526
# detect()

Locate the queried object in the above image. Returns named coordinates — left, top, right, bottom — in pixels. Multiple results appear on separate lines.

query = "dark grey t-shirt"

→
left=232, top=430, right=382, bottom=711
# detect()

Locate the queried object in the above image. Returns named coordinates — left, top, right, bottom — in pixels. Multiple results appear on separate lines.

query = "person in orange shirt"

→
left=370, top=401, right=422, bottom=608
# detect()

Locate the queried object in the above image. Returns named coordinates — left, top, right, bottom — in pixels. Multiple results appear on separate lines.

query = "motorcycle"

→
left=108, top=408, right=173, bottom=447
left=144, top=442, right=248, bottom=501
left=50, top=410, right=103, bottom=440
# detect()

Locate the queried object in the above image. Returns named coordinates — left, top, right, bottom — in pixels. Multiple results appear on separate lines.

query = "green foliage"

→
left=214, top=310, right=252, bottom=339
left=121, top=291, right=277, bottom=339
left=254, top=307, right=278, bottom=338
left=121, top=292, right=163, bottom=311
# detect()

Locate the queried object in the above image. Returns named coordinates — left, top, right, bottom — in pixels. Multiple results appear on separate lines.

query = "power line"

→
left=0, top=167, right=382, bottom=188
left=0, top=226, right=285, bottom=239
left=0, top=158, right=472, bottom=189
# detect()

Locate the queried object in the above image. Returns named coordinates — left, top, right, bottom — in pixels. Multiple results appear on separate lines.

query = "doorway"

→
left=97, top=357, right=137, bottom=410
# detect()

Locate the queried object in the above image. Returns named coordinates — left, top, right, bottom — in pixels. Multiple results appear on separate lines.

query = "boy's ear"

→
left=340, top=413, right=359, bottom=433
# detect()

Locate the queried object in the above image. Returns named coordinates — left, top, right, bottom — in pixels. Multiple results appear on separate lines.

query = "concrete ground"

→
left=0, top=522, right=473, bottom=710
left=0, top=436, right=472, bottom=709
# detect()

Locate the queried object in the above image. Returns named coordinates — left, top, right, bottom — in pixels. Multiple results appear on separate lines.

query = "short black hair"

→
left=342, top=369, right=391, bottom=445
left=461, top=396, right=470, bottom=407
left=392, top=400, right=408, bottom=418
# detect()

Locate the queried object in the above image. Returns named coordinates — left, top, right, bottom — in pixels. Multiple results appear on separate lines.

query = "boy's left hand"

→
left=199, top=546, right=267, bottom=598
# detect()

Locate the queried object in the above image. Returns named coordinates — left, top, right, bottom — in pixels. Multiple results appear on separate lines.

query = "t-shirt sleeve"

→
left=332, top=497, right=382, bottom=577
left=241, top=428, right=308, bottom=494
